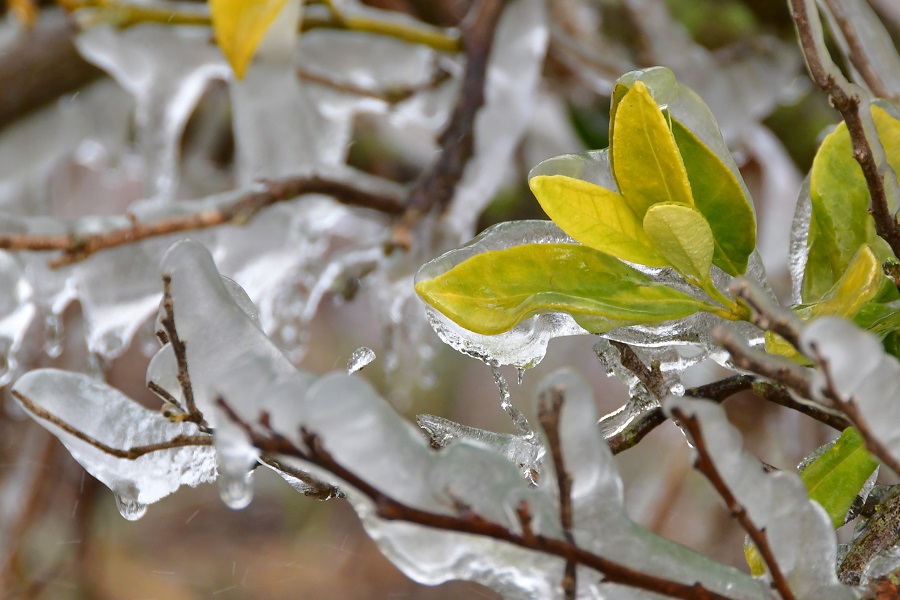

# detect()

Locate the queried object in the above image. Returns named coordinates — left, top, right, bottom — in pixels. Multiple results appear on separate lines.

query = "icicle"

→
left=219, top=467, right=254, bottom=510
left=43, top=313, right=64, bottom=358
left=347, top=347, right=376, bottom=374
left=490, top=366, right=533, bottom=440
left=113, top=487, right=148, bottom=521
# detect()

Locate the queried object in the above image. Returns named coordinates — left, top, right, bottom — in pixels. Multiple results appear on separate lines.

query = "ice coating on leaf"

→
left=347, top=346, right=376, bottom=374
left=802, top=317, right=900, bottom=455
left=0, top=251, right=36, bottom=386
left=12, top=369, right=216, bottom=515
left=417, top=220, right=589, bottom=368
left=76, top=24, right=230, bottom=200
left=539, top=369, right=768, bottom=599
left=443, top=0, right=548, bottom=236
left=789, top=177, right=814, bottom=304
left=666, top=395, right=855, bottom=598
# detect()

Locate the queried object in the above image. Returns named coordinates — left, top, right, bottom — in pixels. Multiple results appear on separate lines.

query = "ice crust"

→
left=666, top=395, right=855, bottom=598
left=12, top=369, right=216, bottom=519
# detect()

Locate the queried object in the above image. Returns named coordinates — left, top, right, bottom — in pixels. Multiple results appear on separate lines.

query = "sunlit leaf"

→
left=529, top=175, right=668, bottom=267
left=611, top=81, right=693, bottom=218
left=803, top=105, right=900, bottom=301
left=210, top=0, right=289, bottom=79
left=642, top=203, right=714, bottom=284
left=414, top=243, right=721, bottom=336
left=801, top=428, right=878, bottom=528
left=671, top=119, right=755, bottom=276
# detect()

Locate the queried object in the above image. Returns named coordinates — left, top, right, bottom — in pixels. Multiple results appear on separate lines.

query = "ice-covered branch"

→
left=610, top=340, right=668, bottom=400
left=11, top=390, right=213, bottom=460
left=789, top=0, right=900, bottom=259
left=670, top=405, right=797, bottom=600
left=729, top=279, right=804, bottom=351
left=0, top=175, right=403, bottom=267
left=537, top=386, right=576, bottom=599
left=393, top=0, right=506, bottom=248
left=158, top=274, right=203, bottom=427
left=217, top=398, right=737, bottom=600
left=821, top=0, right=894, bottom=100
left=715, top=326, right=812, bottom=397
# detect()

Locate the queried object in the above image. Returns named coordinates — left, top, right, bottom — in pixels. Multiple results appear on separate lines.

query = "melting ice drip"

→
left=347, top=346, right=376, bottom=374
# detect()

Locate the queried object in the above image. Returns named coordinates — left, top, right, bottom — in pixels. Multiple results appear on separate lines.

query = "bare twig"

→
left=821, top=0, right=894, bottom=100
left=840, top=486, right=900, bottom=586
left=392, top=0, right=505, bottom=248
left=12, top=390, right=213, bottom=460
left=714, top=327, right=813, bottom=398
left=159, top=274, right=204, bottom=427
left=671, top=406, right=797, bottom=600
left=807, top=342, right=900, bottom=476
left=750, top=380, right=850, bottom=431
left=789, top=0, right=900, bottom=259
left=538, top=386, right=576, bottom=600
left=215, top=398, right=736, bottom=600
left=258, top=456, right=343, bottom=501
left=610, top=340, right=668, bottom=400
left=728, top=280, right=804, bottom=351
left=0, top=175, right=403, bottom=267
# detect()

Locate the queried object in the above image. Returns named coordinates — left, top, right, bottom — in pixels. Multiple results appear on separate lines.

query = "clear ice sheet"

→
left=0, top=251, right=36, bottom=386
left=802, top=317, right=900, bottom=456
left=666, top=394, right=856, bottom=598
left=12, top=369, right=216, bottom=516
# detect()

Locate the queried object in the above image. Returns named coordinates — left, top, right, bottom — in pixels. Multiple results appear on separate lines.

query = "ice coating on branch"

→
left=150, top=240, right=297, bottom=505
left=347, top=347, right=376, bottom=374
left=666, top=395, right=855, bottom=598
left=0, top=252, right=36, bottom=386
left=802, top=317, right=900, bottom=455
left=443, top=0, right=548, bottom=235
left=76, top=24, right=230, bottom=200
left=12, top=369, right=216, bottom=518
left=539, top=370, right=769, bottom=599
left=789, top=177, right=814, bottom=304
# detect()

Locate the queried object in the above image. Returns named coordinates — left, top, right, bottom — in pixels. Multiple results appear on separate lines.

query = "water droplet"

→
left=347, top=347, right=376, bottom=374
left=44, top=314, right=65, bottom=358
left=219, top=469, right=254, bottom=510
left=516, top=367, right=525, bottom=385
left=114, top=491, right=148, bottom=521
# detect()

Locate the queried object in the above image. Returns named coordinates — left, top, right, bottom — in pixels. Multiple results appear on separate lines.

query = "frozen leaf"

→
left=642, top=203, right=714, bottom=285
left=611, top=81, right=693, bottom=218
left=529, top=175, right=667, bottom=267
left=800, top=427, right=879, bottom=528
left=12, top=369, right=216, bottom=518
left=801, top=104, right=900, bottom=302
left=415, top=241, right=721, bottom=337
left=210, top=0, right=289, bottom=79
left=666, top=395, right=855, bottom=598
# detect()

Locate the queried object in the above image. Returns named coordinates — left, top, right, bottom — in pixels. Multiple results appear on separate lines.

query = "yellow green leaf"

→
left=671, top=119, right=755, bottom=276
left=611, top=81, right=694, bottom=218
left=804, top=104, right=900, bottom=301
left=210, top=0, right=289, bottom=79
left=414, top=243, right=722, bottom=336
left=642, top=203, right=714, bottom=285
left=744, top=542, right=766, bottom=577
left=529, top=175, right=668, bottom=267
left=801, top=428, right=878, bottom=528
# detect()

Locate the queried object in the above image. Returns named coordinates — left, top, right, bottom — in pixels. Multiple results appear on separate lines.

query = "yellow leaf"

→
left=643, top=203, right=714, bottom=285
left=529, top=175, right=668, bottom=267
left=210, top=0, right=289, bottom=79
left=9, top=0, right=38, bottom=29
left=612, top=81, right=694, bottom=218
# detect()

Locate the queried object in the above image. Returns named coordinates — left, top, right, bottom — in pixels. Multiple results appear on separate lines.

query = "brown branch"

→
left=728, top=280, right=804, bottom=352
left=0, top=175, right=403, bottom=267
left=257, top=455, right=344, bottom=501
left=789, top=0, right=900, bottom=259
left=840, top=486, right=900, bottom=586
left=671, top=406, right=797, bottom=600
left=821, top=0, right=894, bottom=100
left=12, top=390, right=213, bottom=460
left=714, top=326, right=814, bottom=399
left=159, top=274, right=204, bottom=427
left=538, top=386, right=576, bottom=600
left=392, top=0, right=505, bottom=248
left=610, top=340, right=668, bottom=400
left=215, top=398, right=737, bottom=600
left=807, top=342, right=900, bottom=476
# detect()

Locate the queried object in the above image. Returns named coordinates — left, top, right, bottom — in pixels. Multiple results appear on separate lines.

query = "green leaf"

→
left=529, top=175, right=668, bottom=267
left=611, top=81, right=694, bottom=218
left=210, top=0, right=289, bottom=79
left=642, top=203, right=714, bottom=284
left=803, top=105, right=900, bottom=302
left=671, top=119, right=755, bottom=276
left=801, top=428, right=878, bottom=528
left=414, top=244, right=722, bottom=336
